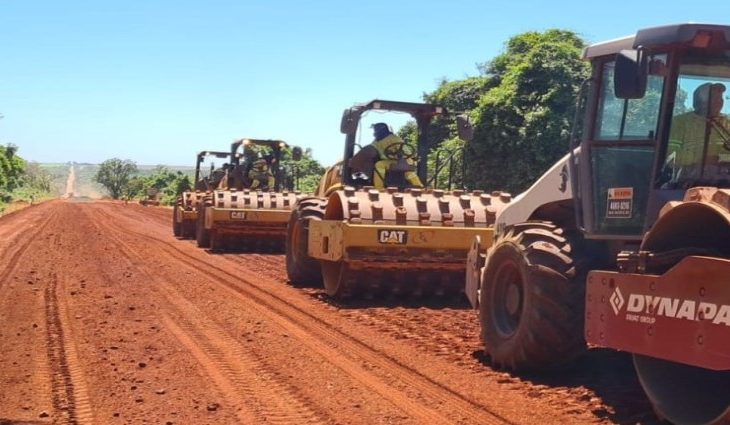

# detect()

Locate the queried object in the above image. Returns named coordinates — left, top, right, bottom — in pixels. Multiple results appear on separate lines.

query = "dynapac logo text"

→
left=613, top=291, right=730, bottom=327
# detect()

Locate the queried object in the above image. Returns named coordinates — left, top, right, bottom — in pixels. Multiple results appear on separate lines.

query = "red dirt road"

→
left=0, top=200, right=658, bottom=424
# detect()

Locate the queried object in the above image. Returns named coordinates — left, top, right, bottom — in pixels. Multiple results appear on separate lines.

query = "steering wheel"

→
left=383, top=143, right=417, bottom=161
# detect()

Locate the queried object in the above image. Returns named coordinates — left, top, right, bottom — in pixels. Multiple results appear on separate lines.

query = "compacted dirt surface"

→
left=0, top=200, right=660, bottom=425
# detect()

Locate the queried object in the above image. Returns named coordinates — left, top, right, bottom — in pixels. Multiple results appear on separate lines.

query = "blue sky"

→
left=1, top=0, right=729, bottom=167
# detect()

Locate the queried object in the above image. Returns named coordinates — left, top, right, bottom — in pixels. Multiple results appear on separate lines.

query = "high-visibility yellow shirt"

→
left=372, top=134, right=405, bottom=160
left=670, top=112, right=730, bottom=164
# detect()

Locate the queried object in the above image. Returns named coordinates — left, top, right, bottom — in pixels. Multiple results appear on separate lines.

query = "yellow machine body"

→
left=309, top=220, right=493, bottom=269
left=204, top=188, right=303, bottom=250
left=306, top=186, right=511, bottom=297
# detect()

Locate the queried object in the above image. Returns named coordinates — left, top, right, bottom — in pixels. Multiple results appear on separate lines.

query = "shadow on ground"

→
left=472, top=348, right=660, bottom=425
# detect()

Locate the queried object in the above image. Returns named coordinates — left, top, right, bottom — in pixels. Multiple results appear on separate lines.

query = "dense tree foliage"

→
left=128, top=166, right=192, bottom=204
left=95, top=158, right=138, bottom=199
left=394, top=29, right=588, bottom=193
left=282, top=147, right=326, bottom=193
left=0, top=144, right=26, bottom=201
left=422, top=77, right=493, bottom=189
left=466, top=30, right=590, bottom=193
left=0, top=144, right=54, bottom=209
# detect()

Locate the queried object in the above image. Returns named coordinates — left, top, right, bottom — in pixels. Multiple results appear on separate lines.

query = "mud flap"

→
left=465, top=235, right=485, bottom=309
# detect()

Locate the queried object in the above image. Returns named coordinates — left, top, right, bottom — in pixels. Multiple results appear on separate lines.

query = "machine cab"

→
left=575, top=24, right=730, bottom=239
left=339, top=99, right=473, bottom=190
left=229, top=138, right=290, bottom=191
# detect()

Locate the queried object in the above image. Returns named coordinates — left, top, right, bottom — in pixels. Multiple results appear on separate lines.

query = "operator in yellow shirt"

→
left=668, top=82, right=730, bottom=182
left=370, top=123, right=423, bottom=189
left=248, top=157, right=276, bottom=190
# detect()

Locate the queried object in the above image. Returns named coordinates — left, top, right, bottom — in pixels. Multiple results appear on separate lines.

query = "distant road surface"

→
left=63, top=164, right=76, bottom=198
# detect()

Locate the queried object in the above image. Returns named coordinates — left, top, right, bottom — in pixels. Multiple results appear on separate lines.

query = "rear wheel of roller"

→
left=182, top=219, right=196, bottom=239
left=634, top=355, right=730, bottom=425
left=196, top=205, right=211, bottom=248
left=172, top=203, right=182, bottom=237
left=321, top=261, right=355, bottom=299
left=286, top=198, right=326, bottom=287
left=209, top=230, right=223, bottom=252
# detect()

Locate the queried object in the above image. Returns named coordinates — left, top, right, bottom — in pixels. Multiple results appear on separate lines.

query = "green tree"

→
left=125, top=166, right=193, bottom=205
left=95, top=158, right=138, bottom=199
left=174, top=173, right=192, bottom=195
left=22, top=162, right=52, bottom=193
left=466, top=29, right=590, bottom=193
left=123, top=176, right=146, bottom=200
left=393, top=77, right=492, bottom=190
left=0, top=144, right=27, bottom=201
left=280, top=147, right=326, bottom=193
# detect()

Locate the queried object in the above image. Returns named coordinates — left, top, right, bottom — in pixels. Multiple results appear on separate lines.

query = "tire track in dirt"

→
left=160, top=314, right=327, bottom=425
left=0, top=209, right=47, bottom=249
left=221, top=248, right=480, bottom=370
left=92, top=209, right=333, bottom=425
left=91, top=205, right=511, bottom=425
left=244, top=256, right=469, bottom=350
left=44, top=272, right=94, bottom=424
left=220, top=253, right=285, bottom=278
left=159, top=316, right=259, bottom=424
left=112, top=202, right=171, bottom=226
left=100, top=203, right=632, bottom=424
left=0, top=208, right=56, bottom=289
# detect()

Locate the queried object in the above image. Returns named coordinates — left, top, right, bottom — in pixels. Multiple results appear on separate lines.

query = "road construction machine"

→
left=286, top=99, right=512, bottom=299
left=196, top=138, right=304, bottom=251
left=465, top=23, right=730, bottom=425
left=139, top=188, right=161, bottom=207
left=172, top=150, right=231, bottom=238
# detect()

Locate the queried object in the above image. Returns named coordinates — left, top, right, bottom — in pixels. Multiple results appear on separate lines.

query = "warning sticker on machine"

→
left=606, top=187, right=633, bottom=219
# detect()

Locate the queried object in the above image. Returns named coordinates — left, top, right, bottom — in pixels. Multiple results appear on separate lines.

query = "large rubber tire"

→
left=285, top=198, right=326, bottom=287
left=196, top=205, right=211, bottom=248
left=634, top=355, right=730, bottom=425
left=172, top=203, right=182, bottom=237
left=209, top=230, right=223, bottom=252
left=321, top=260, right=354, bottom=299
left=479, top=221, right=586, bottom=370
left=181, top=219, right=196, bottom=239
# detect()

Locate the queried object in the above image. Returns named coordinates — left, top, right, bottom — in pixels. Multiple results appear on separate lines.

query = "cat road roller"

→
left=196, top=138, right=304, bottom=251
left=465, top=23, right=730, bottom=424
left=172, top=150, right=230, bottom=238
left=286, top=99, right=512, bottom=299
left=139, top=188, right=161, bottom=206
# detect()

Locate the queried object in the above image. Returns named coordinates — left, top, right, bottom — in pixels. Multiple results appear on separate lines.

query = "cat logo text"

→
left=377, top=230, right=408, bottom=245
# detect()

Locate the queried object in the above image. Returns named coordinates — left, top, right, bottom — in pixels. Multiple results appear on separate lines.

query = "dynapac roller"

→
left=464, top=23, right=730, bottom=425
left=197, top=138, right=304, bottom=251
left=286, top=99, right=512, bottom=299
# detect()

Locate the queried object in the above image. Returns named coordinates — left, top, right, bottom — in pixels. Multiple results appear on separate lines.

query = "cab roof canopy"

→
left=340, top=99, right=448, bottom=134
left=197, top=150, right=229, bottom=159
left=583, top=23, right=730, bottom=59
left=232, top=139, right=288, bottom=150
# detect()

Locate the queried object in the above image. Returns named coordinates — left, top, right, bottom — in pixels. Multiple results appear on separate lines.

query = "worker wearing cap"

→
left=668, top=82, right=730, bottom=181
left=248, top=157, right=275, bottom=190
left=370, top=123, right=423, bottom=189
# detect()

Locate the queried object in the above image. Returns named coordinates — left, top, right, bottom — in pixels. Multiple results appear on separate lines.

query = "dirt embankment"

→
left=0, top=200, right=657, bottom=424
